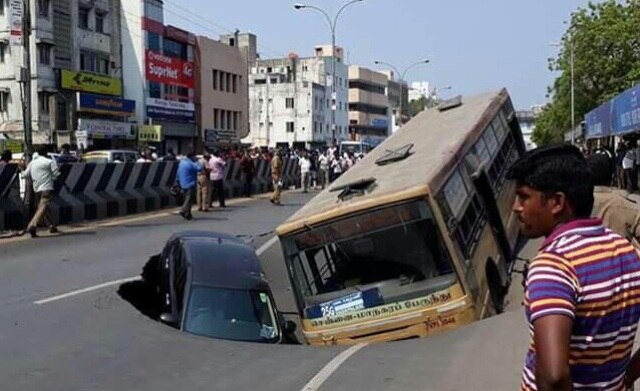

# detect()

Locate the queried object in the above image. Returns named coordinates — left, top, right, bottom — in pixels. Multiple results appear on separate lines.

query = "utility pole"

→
left=21, top=0, right=33, bottom=158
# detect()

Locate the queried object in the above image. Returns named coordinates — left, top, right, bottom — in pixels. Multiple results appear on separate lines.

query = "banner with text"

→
left=9, top=0, right=22, bottom=46
left=138, top=125, right=163, bottom=143
left=146, top=98, right=195, bottom=123
left=77, top=93, right=135, bottom=116
left=61, top=70, right=123, bottom=96
left=145, top=50, right=194, bottom=89
left=78, top=119, right=134, bottom=139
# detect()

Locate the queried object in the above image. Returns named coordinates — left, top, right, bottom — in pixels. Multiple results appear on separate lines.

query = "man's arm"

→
left=626, top=350, right=640, bottom=388
left=533, top=315, right=574, bottom=391
left=50, top=159, right=60, bottom=179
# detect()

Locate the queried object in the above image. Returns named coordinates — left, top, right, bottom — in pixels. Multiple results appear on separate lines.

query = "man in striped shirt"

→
left=507, top=144, right=640, bottom=391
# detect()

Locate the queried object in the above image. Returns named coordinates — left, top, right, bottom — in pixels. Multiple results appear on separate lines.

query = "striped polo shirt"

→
left=521, top=218, right=640, bottom=391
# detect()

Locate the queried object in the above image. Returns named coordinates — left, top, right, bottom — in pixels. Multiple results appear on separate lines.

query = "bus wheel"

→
left=486, top=260, right=506, bottom=314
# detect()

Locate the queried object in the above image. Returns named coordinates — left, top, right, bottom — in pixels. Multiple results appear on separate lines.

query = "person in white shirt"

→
left=318, top=151, right=330, bottom=189
left=299, top=152, right=311, bottom=193
left=23, top=148, right=60, bottom=238
left=331, top=153, right=343, bottom=182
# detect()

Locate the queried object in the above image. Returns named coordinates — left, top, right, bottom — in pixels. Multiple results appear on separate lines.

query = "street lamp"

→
left=374, top=59, right=430, bottom=128
left=294, top=0, right=365, bottom=146
left=550, top=41, right=575, bottom=145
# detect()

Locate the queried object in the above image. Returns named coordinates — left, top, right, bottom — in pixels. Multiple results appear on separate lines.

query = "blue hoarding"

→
left=146, top=106, right=195, bottom=123
left=584, top=101, right=611, bottom=139
left=372, top=118, right=388, bottom=128
left=611, top=84, right=640, bottom=135
left=77, top=93, right=135, bottom=116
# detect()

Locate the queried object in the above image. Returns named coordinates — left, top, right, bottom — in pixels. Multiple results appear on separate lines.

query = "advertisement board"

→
left=77, top=93, right=135, bottom=116
left=611, top=84, right=640, bottom=136
left=145, top=50, right=194, bottom=89
left=146, top=98, right=195, bottom=123
left=61, top=70, right=122, bottom=96
left=78, top=119, right=134, bottom=139
left=584, top=101, right=612, bottom=139
left=138, top=125, right=163, bottom=143
left=9, top=0, right=22, bottom=46
left=371, top=118, right=388, bottom=128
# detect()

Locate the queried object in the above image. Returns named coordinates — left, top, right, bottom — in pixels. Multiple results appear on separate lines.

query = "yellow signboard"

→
left=138, top=125, right=162, bottom=143
left=60, top=70, right=122, bottom=96
left=0, top=140, right=24, bottom=154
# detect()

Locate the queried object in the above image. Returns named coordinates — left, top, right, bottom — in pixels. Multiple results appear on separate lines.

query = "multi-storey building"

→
left=0, top=0, right=127, bottom=149
left=244, top=45, right=349, bottom=149
left=348, top=66, right=391, bottom=146
left=195, top=35, right=249, bottom=150
left=408, top=81, right=431, bottom=102
left=122, top=0, right=196, bottom=154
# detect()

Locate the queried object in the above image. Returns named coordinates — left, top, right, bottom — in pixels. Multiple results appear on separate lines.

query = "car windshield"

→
left=184, top=286, right=280, bottom=343
left=281, top=200, right=458, bottom=317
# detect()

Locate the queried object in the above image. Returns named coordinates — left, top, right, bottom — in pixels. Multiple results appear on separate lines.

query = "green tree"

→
left=407, top=96, right=439, bottom=117
left=533, top=0, right=640, bottom=145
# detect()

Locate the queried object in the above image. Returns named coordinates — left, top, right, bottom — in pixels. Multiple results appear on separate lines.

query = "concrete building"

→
left=195, top=35, right=248, bottom=150
left=244, top=45, right=349, bottom=149
left=516, top=110, right=538, bottom=150
left=348, top=66, right=391, bottom=146
left=408, top=81, right=431, bottom=102
left=122, top=0, right=197, bottom=154
left=380, top=70, right=407, bottom=133
left=0, top=0, right=126, bottom=148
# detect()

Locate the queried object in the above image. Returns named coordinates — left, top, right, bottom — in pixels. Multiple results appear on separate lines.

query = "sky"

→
left=164, top=0, right=596, bottom=110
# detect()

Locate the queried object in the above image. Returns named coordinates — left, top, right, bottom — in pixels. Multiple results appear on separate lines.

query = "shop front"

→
left=146, top=98, right=196, bottom=154
left=77, top=119, right=136, bottom=151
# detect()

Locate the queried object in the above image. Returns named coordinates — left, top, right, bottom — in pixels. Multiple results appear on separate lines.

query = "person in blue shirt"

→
left=177, top=151, right=202, bottom=220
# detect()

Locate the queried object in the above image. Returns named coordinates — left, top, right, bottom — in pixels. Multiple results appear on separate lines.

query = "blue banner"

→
left=584, top=101, right=611, bottom=139
left=146, top=106, right=195, bottom=123
left=611, top=85, right=640, bottom=135
left=77, top=93, right=135, bottom=116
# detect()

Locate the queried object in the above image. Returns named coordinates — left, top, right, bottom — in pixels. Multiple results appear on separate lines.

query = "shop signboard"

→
left=61, top=70, right=122, bottom=96
left=0, top=139, right=23, bottom=153
left=371, top=118, right=388, bottom=128
left=77, top=93, right=135, bottom=116
left=146, top=98, right=195, bottom=123
left=75, top=131, right=89, bottom=149
left=611, top=84, right=640, bottom=136
left=78, top=119, right=134, bottom=139
left=138, top=125, right=163, bottom=143
left=204, top=129, right=219, bottom=146
left=145, top=50, right=195, bottom=89
left=165, top=25, right=196, bottom=45
left=9, top=0, right=22, bottom=46
left=584, top=101, right=611, bottom=139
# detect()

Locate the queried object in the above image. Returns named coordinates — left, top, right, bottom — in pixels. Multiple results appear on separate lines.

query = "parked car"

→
left=82, top=150, right=138, bottom=163
left=142, top=231, right=296, bottom=343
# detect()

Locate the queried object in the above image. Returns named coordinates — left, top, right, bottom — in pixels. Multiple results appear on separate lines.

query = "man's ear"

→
left=550, top=192, right=569, bottom=216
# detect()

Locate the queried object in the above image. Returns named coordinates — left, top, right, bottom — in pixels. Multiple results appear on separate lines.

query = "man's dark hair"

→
left=506, top=144, right=594, bottom=217
left=586, top=153, right=614, bottom=187
left=185, top=150, right=196, bottom=159
left=61, top=144, right=71, bottom=152
left=1, top=149, right=11, bottom=162
left=37, top=146, right=48, bottom=156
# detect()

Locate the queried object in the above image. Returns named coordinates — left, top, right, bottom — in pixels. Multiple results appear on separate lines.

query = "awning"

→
left=36, top=37, right=55, bottom=45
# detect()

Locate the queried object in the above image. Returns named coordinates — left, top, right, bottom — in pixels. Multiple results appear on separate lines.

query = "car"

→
left=142, top=231, right=296, bottom=344
left=82, top=150, right=139, bottom=163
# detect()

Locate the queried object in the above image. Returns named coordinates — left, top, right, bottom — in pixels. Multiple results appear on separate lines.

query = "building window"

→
left=212, top=70, right=218, bottom=90
left=95, top=11, right=107, bottom=34
left=38, top=44, right=51, bottom=65
left=163, top=39, right=187, bottom=60
left=326, top=99, right=330, bottom=109
left=219, top=71, right=225, bottom=91
left=0, top=44, right=6, bottom=63
left=285, top=97, right=294, bottom=109
left=38, top=92, right=50, bottom=114
left=226, top=110, right=232, bottom=129
left=38, top=0, right=50, bottom=18
left=80, top=50, right=109, bottom=74
left=149, top=82, right=161, bottom=98
left=233, top=112, right=238, bottom=130
left=286, top=121, right=294, bottom=133
left=0, top=0, right=4, bottom=16
left=226, top=73, right=231, bottom=92
left=147, top=32, right=161, bottom=51
left=232, top=74, right=237, bottom=93
left=0, top=91, right=8, bottom=112
left=214, top=109, right=219, bottom=129
left=78, top=7, right=90, bottom=29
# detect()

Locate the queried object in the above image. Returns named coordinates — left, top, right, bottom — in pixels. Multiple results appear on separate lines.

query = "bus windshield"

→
left=281, top=200, right=457, bottom=317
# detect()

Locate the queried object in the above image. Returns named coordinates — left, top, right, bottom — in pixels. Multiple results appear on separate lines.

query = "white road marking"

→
left=34, top=276, right=142, bottom=305
left=257, top=235, right=279, bottom=256
left=300, top=343, right=368, bottom=391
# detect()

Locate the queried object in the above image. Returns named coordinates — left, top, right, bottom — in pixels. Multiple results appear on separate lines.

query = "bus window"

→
left=283, top=200, right=457, bottom=314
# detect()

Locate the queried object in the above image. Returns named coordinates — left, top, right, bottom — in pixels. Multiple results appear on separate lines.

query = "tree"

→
left=533, top=0, right=640, bottom=145
left=407, top=95, right=440, bottom=118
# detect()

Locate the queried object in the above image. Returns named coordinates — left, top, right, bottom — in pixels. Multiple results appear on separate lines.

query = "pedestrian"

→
left=197, top=152, right=211, bottom=212
left=587, top=152, right=640, bottom=244
left=163, top=148, right=177, bottom=161
left=507, top=144, right=640, bottom=391
left=0, top=149, right=11, bottom=169
left=299, top=152, right=311, bottom=193
left=318, top=151, right=330, bottom=189
left=56, top=144, right=77, bottom=164
left=240, top=150, right=255, bottom=197
left=616, top=141, right=627, bottom=189
left=177, top=151, right=201, bottom=220
left=623, top=141, right=637, bottom=192
left=270, top=150, right=283, bottom=205
left=22, top=147, right=60, bottom=237
left=208, top=149, right=226, bottom=208
left=331, top=153, right=343, bottom=182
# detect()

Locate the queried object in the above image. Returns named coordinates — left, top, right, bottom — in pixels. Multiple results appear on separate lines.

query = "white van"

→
left=82, top=150, right=138, bottom=163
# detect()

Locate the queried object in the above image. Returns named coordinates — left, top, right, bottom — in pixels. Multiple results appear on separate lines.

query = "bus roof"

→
left=277, top=89, right=511, bottom=236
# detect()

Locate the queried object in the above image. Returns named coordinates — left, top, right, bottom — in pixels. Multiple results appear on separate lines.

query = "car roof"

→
left=169, top=230, right=243, bottom=244
left=183, top=239, right=269, bottom=291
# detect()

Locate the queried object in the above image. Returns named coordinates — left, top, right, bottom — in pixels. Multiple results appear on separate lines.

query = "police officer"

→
left=588, top=153, right=640, bottom=244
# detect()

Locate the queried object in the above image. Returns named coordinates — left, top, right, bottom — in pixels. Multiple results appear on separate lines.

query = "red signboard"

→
left=145, top=50, right=194, bottom=89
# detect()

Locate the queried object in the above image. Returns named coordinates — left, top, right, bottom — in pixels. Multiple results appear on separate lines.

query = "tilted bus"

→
left=275, top=89, right=526, bottom=346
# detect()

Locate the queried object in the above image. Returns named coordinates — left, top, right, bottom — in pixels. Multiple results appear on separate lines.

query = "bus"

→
left=275, top=89, right=526, bottom=346
left=339, top=141, right=373, bottom=157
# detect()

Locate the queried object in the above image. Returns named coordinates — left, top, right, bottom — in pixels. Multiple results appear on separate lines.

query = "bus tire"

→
left=486, top=259, right=506, bottom=314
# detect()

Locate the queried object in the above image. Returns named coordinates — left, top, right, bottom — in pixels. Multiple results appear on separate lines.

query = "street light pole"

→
left=294, top=0, right=364, bottom=146
left=374, top=59, right=429, bottom=129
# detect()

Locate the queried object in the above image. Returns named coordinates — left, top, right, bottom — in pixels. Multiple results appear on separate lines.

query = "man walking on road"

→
left=507, top=145, right=640, bottom=391
left=208, top=149, right=226, bottom=208
left=23, top=148, right=60, bottom=237
left=177, top=151, right=201, bottom=220
left=270, top=150, right=283, bottom=205
left=197, top=152, right=211, bottom=212
left=240, top=150, right=255, bottom=198
left=299, top=151, right=311, bottom=193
